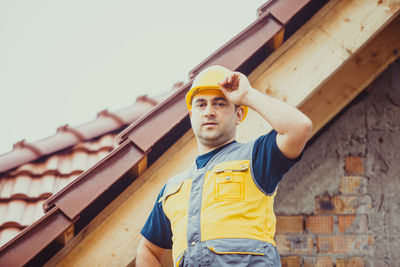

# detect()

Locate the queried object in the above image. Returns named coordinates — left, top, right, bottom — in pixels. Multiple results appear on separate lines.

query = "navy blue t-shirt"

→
left=140, top=130, right=301, bottom=249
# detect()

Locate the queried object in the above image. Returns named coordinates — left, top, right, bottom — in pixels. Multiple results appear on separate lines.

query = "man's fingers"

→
left=218, top=76, right=229, bottom=87
left=227, top=74, right=233, bottom=84
left=232, top=74, right=239, bottom=88
left=219, top=72, right=242, bottom=91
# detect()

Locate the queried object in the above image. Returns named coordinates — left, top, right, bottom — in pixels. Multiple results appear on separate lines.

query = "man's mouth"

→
left=202, top=121, right=217, bottom=126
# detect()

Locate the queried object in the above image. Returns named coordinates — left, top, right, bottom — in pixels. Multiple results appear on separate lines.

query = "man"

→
left=136, top=65, right=312, bottom=266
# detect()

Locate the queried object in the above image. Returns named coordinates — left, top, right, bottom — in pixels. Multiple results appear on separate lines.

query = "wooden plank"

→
left=248, top=0, right=342, bottom=83
left=273, top=29, right=285, bottom=49
left=243, top=14, right=400, bottom=141
left=268, top=28, right=285, bottom=50
left=300, top=15, right=400, bottom=136
left=250, top=0, right=399, bottom=107
left=128, top=156, right=148, bottom=177
left=55, top=224, right=74, bottom=246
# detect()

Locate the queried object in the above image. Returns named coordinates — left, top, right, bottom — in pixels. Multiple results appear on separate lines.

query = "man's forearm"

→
left=243, top=88, right=312, bottom=159
left=243, top=89, right=312, bottom=136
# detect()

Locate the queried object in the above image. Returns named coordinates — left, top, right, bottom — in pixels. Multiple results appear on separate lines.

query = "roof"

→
left=0, top=86, right=180, bottom=248
left=0, top=133, right=117, bottom=247
left=0, top=93, right=172, bottom=173
left=0, top=0, right=335, bottom=265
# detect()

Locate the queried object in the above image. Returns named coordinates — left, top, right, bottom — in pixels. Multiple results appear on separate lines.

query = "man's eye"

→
left=215, top=102, right=226, bottom=107
left=195, top=103, right=205, bottom=108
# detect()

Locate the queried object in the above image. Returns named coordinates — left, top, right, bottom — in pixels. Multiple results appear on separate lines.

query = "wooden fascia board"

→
left=50, top=1, right=400, bottom=265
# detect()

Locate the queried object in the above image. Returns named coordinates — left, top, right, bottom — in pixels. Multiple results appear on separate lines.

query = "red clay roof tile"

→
left=0, top=228, right=20, bottom=248
left=0, top=200, right=45, bottom=228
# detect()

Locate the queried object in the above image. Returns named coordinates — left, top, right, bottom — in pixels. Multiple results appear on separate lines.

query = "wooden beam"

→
left=128, top=156, right=148, bottom=178
left=301, top=15, right=400, bottom=136
left=242, top=0, right=400, bottom=141
left=250, top=0, right=399, bottom=107
left=273, top=29, right=285, bottom=49
left=267, top=28, right=285, bottom=50
left=249, top=0, right=342, bottom=83
left=242, top=14, right=400, bottom=142
left=56, top=224, right=74, bottom=246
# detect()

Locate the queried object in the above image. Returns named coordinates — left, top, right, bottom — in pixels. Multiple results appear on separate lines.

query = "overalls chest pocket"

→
left=210, top=160, right=249, bottom=201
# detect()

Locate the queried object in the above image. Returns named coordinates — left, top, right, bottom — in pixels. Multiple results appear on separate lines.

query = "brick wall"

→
left=276, top=156, right=372, bottom=267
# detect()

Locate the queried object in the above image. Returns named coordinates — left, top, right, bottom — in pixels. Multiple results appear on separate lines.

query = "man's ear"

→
left=235, top=106, right=244, bottom=125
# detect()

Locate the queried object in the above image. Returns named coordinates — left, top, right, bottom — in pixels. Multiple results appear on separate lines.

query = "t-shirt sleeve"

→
left=252, top=130, right=303, bottom=195
left=140, top=185, right=173, bottom=249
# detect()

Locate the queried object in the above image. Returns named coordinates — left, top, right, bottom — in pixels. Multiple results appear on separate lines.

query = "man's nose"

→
left=204, top=103, right=216, bottom=117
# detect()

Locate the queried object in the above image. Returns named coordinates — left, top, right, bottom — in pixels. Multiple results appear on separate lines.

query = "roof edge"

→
left=0, top=207, right=76, bottom=266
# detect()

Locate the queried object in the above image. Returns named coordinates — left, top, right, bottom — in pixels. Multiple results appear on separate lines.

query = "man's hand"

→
left=218, top=72, right=254, bottom=106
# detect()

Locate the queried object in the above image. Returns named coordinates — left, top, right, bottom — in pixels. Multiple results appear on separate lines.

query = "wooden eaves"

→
left=53, top=0, right=400, bottom=266
left=0, top=0, right=327, bottom=265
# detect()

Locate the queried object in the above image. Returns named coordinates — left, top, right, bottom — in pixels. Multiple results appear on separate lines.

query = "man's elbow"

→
left=303, top=117, right=313, bottom=138
left=297, top=116, right=313, bottom=141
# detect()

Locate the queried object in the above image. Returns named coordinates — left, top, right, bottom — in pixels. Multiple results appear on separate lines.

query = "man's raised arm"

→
left=219, top=72, right=313, bottom=159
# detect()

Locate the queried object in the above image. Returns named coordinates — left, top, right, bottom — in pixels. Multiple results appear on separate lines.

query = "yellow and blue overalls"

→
left=159, top=140, right=282, bottom=266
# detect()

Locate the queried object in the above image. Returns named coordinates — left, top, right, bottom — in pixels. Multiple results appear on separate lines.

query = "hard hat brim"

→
left=186, top=86, right=220, bottom=110
left=185, top=85, right=248, bottom=122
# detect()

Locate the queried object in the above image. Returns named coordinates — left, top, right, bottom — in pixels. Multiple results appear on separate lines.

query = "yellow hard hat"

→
left=185, top=65, right=248, bottom=121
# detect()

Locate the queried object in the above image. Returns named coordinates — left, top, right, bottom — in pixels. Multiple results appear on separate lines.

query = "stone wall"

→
left=275, top=59, right=400, bottom=267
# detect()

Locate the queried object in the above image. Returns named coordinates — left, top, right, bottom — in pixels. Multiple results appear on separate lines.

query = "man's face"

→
left=190, top=90, right=243, bottom=149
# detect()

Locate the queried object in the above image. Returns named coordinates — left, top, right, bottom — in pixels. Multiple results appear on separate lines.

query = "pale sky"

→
left=0, top=0, right=266, bottom=154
